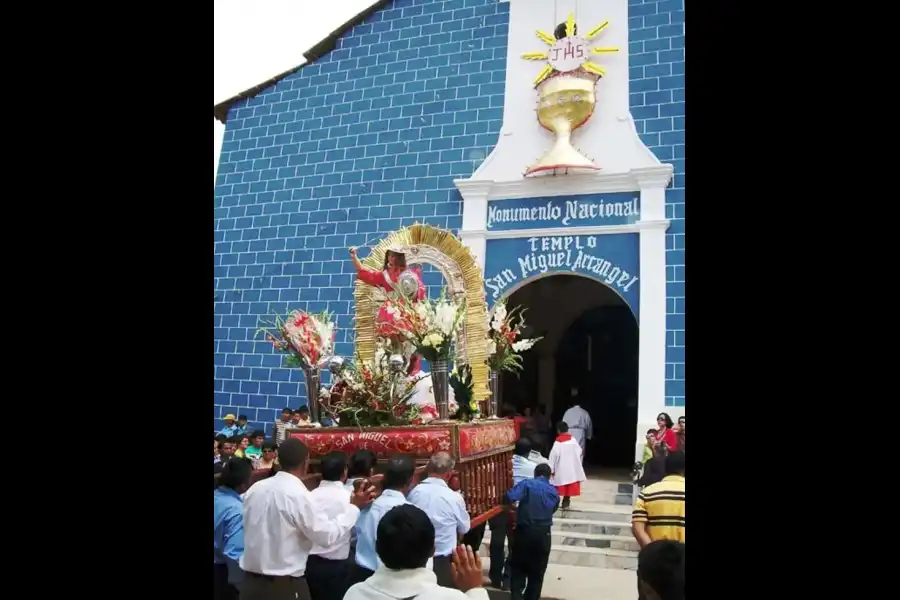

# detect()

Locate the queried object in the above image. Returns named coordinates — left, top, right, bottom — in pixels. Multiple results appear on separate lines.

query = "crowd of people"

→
left=213, top=409, right=684, bottom=600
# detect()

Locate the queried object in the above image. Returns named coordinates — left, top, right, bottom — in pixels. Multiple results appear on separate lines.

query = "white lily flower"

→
left=512, top=338, right=537, bottom=352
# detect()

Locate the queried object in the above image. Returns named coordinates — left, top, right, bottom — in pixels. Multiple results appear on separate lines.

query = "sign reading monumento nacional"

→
left=487, top=193, right=640, bottom=231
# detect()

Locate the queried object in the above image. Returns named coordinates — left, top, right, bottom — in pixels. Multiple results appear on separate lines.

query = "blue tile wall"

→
left=213, top=0, right=510, bottom=435
left=213, top=0, right=686, bottom=435
left=628, top=0, right=685, bottom=408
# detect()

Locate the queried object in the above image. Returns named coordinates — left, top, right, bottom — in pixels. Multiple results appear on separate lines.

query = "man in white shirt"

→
left=306, top=451, right=354, bottom=600
left=240, top=438, right=376, bottom=600
left=562, top=389, right=593, bottom=461
left=407, top=452, right=471, bottom=588
left=344, top=503, right=489, bottom=600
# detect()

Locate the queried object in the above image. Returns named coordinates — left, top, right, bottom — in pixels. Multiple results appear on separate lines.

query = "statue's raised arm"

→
left=349, top=245, right=425, bottom=301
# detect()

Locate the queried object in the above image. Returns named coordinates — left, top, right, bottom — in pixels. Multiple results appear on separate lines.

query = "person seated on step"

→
left=637, top=437, right=669, bottom=488
left=637, top=540, right=685, bottom=600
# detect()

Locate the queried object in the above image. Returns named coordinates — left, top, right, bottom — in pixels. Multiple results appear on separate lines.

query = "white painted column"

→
left=455, top=180, right=494, bottom=272
left=633, top=166, right=673, bottom=460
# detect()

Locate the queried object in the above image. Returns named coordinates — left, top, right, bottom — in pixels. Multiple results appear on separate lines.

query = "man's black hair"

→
left=320, top=451, right=347, bottom=482
left=215, top=433, right=228, bottom=443
left=638, top=540, right=685, bottom=600
left=348, top=449, right=378, bottom=478
left=282, top=407, right=292, bottom=414
left=664, top=451, right=685, bottom=476
left=514, top=437, right=532, bottom=457
left=298, top=406, right=310, bottom=414
left=251, top=429, right=265, bottom=439
left=261, top=441, right=277, bottom=451
left=229, top=435, right=244, bottom=445
left=556, top=421, right=569, bottom=433
left=376, top=504, right=435, bottom=570
left=646, top=429, right=657, bottom=436
left=278, top=438, right=310, bottom=471
left=534, top=463, right=552, bottom=479
left=553, top=22, right=576, bottom=39
left=219, top=457, right=254, bottom=491
left=382, top=454, right=416, bottom=490
left=238, top=415, right=248, bottom=421
left=217, top=439, right=232, bottom=451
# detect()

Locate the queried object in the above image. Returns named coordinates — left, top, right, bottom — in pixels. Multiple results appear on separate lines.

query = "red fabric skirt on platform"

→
left=556, top=482, right=581, bottom=497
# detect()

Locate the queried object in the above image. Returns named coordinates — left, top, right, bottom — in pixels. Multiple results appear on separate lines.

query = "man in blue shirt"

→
left=408, top=452, right=471, bottom=589
left=235, top=415, right=250, bottom=436
left=351, top=454, right=418, bottom=585
left=463, top=437, right=539, bottom=590
left=504, top=463, right=559, bottom=600
left=214, top=457, right=253, bottom=600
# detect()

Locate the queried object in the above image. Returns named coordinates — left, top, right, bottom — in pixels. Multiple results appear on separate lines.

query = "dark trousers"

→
left=349, top=563, right=375, bottom=586
left=214, top=563, right=239, bottom=600
left=305, top=554, right=350, bottom=600
left=240, top=572, right=312, bottom=600
left=509, top=525, right=552, bottom=600
left=433, top=554, right=455, bottom=588
left=461, top=510, right=509, bottom=586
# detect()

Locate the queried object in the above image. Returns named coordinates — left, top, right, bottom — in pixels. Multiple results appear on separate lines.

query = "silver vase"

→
left=431, top=359, right=450, bottom=420
left=488, top=370, right=501, bottom=418
left=302, top=367, right=320, bottom=424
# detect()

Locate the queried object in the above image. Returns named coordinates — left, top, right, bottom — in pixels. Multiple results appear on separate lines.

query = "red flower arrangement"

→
left=257, top=309, right=336, bottom=370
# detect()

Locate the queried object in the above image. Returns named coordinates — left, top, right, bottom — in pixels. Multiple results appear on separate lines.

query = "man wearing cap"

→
left=219, top=414, right=239, bottom=437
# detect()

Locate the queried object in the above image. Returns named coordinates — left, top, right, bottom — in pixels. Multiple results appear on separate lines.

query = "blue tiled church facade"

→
left=213, top=0, right=685, bottom=435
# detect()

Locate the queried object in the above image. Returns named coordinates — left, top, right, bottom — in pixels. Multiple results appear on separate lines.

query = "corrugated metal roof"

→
left=214, top=0, right=391, bottom=124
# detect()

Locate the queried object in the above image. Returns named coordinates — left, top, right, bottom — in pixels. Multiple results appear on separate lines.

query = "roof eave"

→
left=213, top=0, right=392, bottom=124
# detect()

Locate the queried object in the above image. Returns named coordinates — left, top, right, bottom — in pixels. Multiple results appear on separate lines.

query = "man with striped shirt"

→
left=631, top=451, right=685, bottom=548
left=274, top=407, right=293, bottom=444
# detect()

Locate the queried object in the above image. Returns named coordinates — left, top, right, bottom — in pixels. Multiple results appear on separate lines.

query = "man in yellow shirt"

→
left=631, top=451, right=685, bottom=548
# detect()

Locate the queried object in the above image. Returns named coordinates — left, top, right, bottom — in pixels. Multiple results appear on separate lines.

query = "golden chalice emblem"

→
left=522, top=14, right=619, bottom=176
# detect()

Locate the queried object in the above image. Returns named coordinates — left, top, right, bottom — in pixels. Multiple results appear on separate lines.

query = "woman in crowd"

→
left=232, top=434, right=250, bottom=458
left=674, top=416, right=685, bottom=452
left=257, top=441, right=277, bottom=470
left=653, top=413, right=677, bottom=452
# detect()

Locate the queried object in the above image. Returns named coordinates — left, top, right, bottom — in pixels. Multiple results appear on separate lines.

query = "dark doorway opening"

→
left=499, top=274, right=638, bottom=469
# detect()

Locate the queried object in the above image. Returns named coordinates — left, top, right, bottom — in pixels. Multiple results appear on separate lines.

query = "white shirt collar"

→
left=365, top=567, right=438, bottom=598
left=318, top=479, right=345, bottom=489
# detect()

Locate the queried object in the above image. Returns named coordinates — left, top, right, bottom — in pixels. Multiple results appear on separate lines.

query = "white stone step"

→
left=477, top=536, right=637, bottom=570
left=480, top=559, right=638, bottom=600
left=483, top=526, right=639, bottom=553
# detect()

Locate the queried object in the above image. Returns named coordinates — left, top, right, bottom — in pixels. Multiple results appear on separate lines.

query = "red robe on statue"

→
left=355, top=265, right=426, bottom=376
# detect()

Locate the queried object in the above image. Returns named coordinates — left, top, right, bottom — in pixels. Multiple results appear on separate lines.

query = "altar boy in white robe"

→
left=548, top=422, right=587, bottom=510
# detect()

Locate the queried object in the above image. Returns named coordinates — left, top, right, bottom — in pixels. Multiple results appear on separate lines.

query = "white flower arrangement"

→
left=487, top=299, right=542, bottom=373
left=385, top=289, right=466, bottom=362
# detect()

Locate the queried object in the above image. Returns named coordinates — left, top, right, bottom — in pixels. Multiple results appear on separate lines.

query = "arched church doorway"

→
left=500, top=274, right=638, bottom=469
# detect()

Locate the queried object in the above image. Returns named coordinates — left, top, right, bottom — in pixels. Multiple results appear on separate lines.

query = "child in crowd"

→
left=643, top=429, right=657, bottom=464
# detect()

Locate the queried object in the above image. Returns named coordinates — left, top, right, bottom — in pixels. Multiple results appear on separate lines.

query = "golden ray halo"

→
left=521, top=13, right=619, bottom=86
left=354, top=224, right=491, bottom=403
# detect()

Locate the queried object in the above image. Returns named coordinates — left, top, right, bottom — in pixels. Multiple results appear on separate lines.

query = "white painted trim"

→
left=455, top=165, right=673, bottom=203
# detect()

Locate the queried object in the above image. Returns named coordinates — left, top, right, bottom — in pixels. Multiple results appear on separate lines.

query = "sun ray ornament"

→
left=520, top=13, right=619, bottom=176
